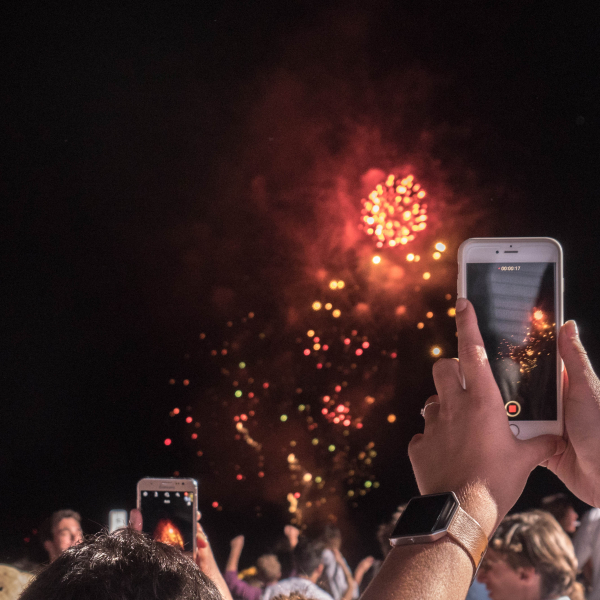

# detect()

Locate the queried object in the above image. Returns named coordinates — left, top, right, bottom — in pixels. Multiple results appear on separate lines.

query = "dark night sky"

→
left=3, top=0, right=600, bottom=567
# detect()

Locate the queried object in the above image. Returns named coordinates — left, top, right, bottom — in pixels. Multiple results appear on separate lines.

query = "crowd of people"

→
left=5, top=299, right=600, bottom=600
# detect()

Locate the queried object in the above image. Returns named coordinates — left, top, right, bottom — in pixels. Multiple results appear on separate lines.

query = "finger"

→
left=129, top=508, right=143, bottom=532
left=455, top=298, right=497, bottom=395
left=432, top=358, right=464, bottom=402
left=520, top=434, right=567, bottom=470
left=559, top=321, right=596, bottom=390
left=197, top=530, right=208, bottom=549
left=195, top=510, right=208, bottom=548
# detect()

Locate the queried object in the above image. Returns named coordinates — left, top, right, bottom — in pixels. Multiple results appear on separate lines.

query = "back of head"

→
left=20, top=528, right=222, bottom=600
left=491, top=510, right=583, bottom=600
left=293, top=539, right=325, bottom=578
left=256, top=554, right=282, bottom=583
left=320, top=525, right=341, bottom=550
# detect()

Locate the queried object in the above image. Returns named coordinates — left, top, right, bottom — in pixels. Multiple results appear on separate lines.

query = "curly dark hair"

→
left=20, top=528, right=222, bottom=600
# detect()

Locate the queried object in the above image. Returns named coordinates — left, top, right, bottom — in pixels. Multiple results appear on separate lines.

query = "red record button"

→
left=505, top=401, right=521, bottom=417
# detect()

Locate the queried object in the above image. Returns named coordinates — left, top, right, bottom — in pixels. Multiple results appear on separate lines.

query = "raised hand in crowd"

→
left=353, top=555, right=374, bottom=588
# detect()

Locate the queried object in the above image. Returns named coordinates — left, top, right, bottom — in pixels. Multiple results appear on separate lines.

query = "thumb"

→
left=129, top=508, right=143, bottom=532
left=559, top=321, right=593, bottom=388
left=521, top=434, right=567, bottom=469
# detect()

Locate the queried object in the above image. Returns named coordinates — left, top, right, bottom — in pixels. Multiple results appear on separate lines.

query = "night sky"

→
left=3, top=1, right=600, bottom=568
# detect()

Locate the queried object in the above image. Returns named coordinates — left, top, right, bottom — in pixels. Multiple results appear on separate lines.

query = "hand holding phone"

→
left=130, top=499, right=235, bottom=600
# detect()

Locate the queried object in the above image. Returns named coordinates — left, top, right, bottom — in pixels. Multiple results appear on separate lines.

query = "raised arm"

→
left=225, top=535, right=245, bottom=573
left=361, top=299, right=565, bottom=600
left=353, top=556, right=374, bottom=587
left=333, top=549, right=356, bottom=600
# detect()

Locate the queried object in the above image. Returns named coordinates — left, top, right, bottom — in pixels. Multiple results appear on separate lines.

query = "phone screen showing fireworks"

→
left=467, top=262, right=557, bottom=421
left=140, top=491, right=195, bottom=551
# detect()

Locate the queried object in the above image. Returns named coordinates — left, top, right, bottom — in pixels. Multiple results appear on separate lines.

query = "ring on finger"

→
left=420, top=401, right=440, bottom=418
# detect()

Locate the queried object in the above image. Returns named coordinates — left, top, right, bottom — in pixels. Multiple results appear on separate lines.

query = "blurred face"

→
left=46, top=517, right=83, bottom=561
left=477, top=549, right=540, bottom=600
left=559, top=506, right=579, bottom=534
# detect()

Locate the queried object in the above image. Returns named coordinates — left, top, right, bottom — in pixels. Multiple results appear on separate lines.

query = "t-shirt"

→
left=466, top=579, right=490, bottom=600
left=321, top=549, right=359, bottom=600
left=261, top=577, right=334, bottom=600
left=224, top=570, right=266, bottom=600
left=574, top=508, right=600, bottom=600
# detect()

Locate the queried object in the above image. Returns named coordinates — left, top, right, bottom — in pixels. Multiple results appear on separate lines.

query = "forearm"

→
left=353, top=567, right=367, bottom=586
left=338, top=562, right=356, bottom=600
left=340, top=577, right=356, bottom=600
left=361, top=538, right=473, bottom=600
left=202, top=559, right=234, bottom=600
left=225, top=549, right=242, bottom=573
left=198, top=543, right=235, bottom=600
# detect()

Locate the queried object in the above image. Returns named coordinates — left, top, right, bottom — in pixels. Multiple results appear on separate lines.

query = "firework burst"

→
left=361, top=174, right=428, bottom=248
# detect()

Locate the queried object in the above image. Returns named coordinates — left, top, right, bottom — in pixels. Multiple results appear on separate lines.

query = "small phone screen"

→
left=140, top=490, right=195, bottom=551
left=467, top=262, right=557, bottom=421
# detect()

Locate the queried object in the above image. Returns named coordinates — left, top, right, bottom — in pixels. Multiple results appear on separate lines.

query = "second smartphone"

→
left=137, top=477, right=198, bottom=556
left=458, top=237, right=563, bottom=439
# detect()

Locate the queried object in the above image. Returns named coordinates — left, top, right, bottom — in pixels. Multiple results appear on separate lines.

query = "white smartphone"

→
left=108, top=509, right=128, bottom=532
left=458, top=237, right=563, bottom=439
left=137, top=477, right=198, bottom=556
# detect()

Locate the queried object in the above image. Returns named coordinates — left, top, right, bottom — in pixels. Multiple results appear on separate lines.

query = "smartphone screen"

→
left=466, top=261, right=557, bottom=421
left=140, top=490, right=196, bottom=551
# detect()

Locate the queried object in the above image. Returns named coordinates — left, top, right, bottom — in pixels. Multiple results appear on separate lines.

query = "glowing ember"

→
left=153, top=519, right=184, bottom=549
left=361, top=174, right=428, bottom=248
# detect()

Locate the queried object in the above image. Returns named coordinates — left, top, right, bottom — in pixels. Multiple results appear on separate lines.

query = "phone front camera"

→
left=496, top=250, right=499, bottom=254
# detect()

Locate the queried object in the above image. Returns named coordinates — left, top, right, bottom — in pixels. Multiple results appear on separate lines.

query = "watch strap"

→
left=447, top=505, right=488, bottom=576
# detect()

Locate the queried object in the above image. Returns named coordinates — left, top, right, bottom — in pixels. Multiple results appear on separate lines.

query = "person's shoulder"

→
left=321, top=548, right=335, bottom=563
left=277, top=578, right=334, bottom=600
left=300, top=580, right=334, bottom=600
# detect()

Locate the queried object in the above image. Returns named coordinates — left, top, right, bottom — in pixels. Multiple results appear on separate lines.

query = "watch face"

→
left=391, top=494, right=457, bottom=537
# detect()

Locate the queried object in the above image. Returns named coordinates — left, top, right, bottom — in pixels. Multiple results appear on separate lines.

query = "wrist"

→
left=453, top=483, right=499, bottom=539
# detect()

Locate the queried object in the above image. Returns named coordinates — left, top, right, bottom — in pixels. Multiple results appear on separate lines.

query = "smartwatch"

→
left=389, top=492, right=488, bottom=579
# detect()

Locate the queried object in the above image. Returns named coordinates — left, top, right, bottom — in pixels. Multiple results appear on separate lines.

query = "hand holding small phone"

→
left=129, top=504, right=233, bottom=600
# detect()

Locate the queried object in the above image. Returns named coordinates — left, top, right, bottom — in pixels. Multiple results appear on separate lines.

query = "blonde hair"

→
left=490, top=510, right=583, bottom=600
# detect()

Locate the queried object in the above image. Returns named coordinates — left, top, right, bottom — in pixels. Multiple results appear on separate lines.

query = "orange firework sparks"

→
left=361, top=174, right=428, bottom=248
left=153, top=519, right=184, bottom=549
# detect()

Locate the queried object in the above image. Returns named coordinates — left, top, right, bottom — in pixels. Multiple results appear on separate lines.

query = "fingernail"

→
left=565, top=320, right=578, bottom=339
left=455, top=298, right=468, bottom=313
